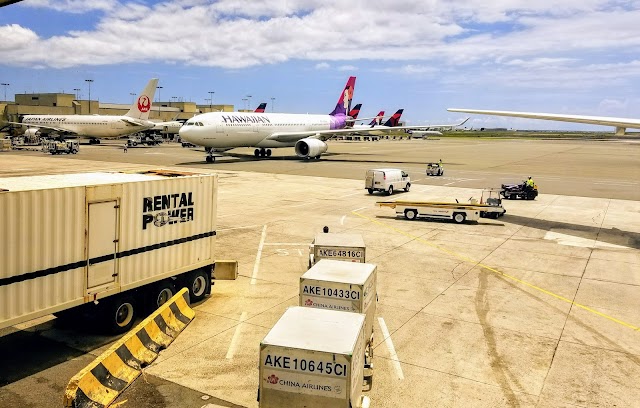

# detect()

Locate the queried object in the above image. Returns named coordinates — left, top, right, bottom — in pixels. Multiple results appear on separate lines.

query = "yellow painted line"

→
left=352, top=211, right=640, bottom=332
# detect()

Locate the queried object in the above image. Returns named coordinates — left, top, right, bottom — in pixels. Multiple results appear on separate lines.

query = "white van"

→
left=365, top=168, right=410, bottom=195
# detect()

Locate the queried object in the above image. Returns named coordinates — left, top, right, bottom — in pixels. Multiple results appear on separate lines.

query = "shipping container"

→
left=0, top=170, right=217, bottom=332
left=259, top=307, right=369, bottom=408
left=300, top=259, right=377, bottom=382
left=309, top=232, right=366, bottom=268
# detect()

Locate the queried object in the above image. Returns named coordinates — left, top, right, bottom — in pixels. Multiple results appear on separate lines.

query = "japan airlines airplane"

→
left=447, top=108, right=640, bottom=136
left=9, top=79, right=159, bottom=142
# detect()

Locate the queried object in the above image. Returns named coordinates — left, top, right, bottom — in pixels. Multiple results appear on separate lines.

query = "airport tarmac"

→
left=1, top=139, right=639, bottom=408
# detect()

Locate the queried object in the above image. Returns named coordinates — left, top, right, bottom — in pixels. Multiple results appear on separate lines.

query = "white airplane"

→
left=9, top=78, right=159, bottom=142
left=180, top=77, right=466, bottom=162
left=350, top=109, right=467, bottom=136
left=447, top=108, right=640, bottom=136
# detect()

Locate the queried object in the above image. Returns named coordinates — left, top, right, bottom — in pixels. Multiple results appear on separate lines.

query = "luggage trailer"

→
left=377, top=200, right=506, bottom=223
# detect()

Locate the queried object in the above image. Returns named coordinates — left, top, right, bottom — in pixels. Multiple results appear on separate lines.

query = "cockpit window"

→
left=185, top=121, right=195, bottom=126
left=196, top=122, right=203, bottom=126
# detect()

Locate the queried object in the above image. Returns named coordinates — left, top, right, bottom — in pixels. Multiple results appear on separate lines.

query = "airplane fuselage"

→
left=22, top=115, right=154, bottom=138
left=179, top=112, right=344, bottom=148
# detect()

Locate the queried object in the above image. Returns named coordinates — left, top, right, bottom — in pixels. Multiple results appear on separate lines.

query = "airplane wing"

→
left=6, top=121, right=77, bottom=134
left=447, top=109, right=640, bottom=135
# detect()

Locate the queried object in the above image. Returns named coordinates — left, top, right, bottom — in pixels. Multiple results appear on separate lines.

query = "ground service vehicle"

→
left=44, top=139, right=79, bottom=154
left=128, top=134, right=163, bottom=146
left=300, top=259, right=377, bottom=382
left=259, top=307, right=369, bottom=407
left=308, top=232, right=366, bottom=268
left=0, top=170, right=217, bottom=333
left=365, top=168, right=410, bottom=195
left=500, top=181, right=538, bottom=200
left=425, top=162, right=444, bottom=176
left=377, top=199, right=505, bottom=223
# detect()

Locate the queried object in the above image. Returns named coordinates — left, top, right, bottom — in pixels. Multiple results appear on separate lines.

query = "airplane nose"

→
left=179, top=126, right=194, bottom=142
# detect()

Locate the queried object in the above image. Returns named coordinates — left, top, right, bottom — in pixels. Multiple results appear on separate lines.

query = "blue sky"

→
left=2, top=0, right=640, bottom=130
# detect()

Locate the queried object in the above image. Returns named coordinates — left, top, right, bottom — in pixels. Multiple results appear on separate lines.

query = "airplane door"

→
left=87, top=201, right=119, bottom=291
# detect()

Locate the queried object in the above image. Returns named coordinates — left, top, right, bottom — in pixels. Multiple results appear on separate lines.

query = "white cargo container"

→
left=0, top=170, right=217, bottom=332
left=309, top=232, right=366, bottom=268
left=259, top=307, right=368, bottom=408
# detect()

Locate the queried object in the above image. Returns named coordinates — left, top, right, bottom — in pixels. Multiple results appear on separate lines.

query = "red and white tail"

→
left=125, top=78, right=159, bottom=120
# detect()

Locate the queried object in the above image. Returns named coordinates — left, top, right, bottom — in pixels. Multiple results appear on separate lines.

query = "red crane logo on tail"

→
left=137, top=95, right=151, bottom=112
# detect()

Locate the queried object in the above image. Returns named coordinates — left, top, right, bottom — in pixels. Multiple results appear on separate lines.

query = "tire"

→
left=404, top=209, right=418, bottom=220
left=147, top=280, right=176, bottom=312
left=72, top=149, right=78, bottom=154
left=254, top=149, right=260, bottom=157
left=453, top=213, right=466, bottom=224
left=387, top=185, right=394, bottom=195
left=267, top=149, right=272, bottom=157
left=184, top=268, right=211, bottom=303
left=103, top=296, right=137, bottom=334
left=206, top=156, right=213, bottom=163
left=367, top=188, right=373, bottom=195
left=440, top=170, right=444, bottom=176
left=133, top=142, right=137, bottom=147
left=404, top=183, right=410, bottom=192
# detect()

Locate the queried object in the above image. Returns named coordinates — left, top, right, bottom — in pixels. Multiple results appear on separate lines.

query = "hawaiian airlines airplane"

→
left=180, top=77, right=465, bottom=162
left=447, top=108, right=640, bottom=136
left=9, top=79, right=159, bottom=142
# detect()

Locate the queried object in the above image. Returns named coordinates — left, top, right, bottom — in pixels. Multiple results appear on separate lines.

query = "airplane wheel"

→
left=206, top=156, right=214, bottom=163
left=254, top=149, right=260, bottom=157
left=266, top=149, right=272, bottom=157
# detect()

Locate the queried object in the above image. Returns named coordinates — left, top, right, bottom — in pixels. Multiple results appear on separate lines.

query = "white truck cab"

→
left=365, top=168, right=410, bottom=195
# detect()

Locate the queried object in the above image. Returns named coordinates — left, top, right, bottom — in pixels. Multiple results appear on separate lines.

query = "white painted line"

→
left=251, top=225, right=267, bottom=285
left=340, top=215, right=347, bottom=225
left=411, top=178, right=422, bottom=183
left=263, top=243, right=307, bottom=246
left=352, top=206, right=367, bottom=213
left=443, top=181, right=458, bottom=186
left=378, top=317, right=404, bottom=380
left=226, top=311, right=248, bottom=359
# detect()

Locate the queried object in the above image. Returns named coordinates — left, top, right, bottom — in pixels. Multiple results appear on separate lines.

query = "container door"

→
left=87, top=201, right=119, bottom=290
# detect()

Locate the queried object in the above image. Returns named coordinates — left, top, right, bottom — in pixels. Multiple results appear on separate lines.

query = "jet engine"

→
left=24, top=128, right=41, bottom=138
left=294, top=138, right=328, bottom=159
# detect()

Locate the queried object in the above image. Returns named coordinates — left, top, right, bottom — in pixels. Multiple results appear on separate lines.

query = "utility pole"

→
left=270, top=97, right=275, bottom=113
left=208, top=91, right=214, bottom=111
left=247, top=94, right=252, bottom=111
left=85, top=79, right=93, bottom=113
left=73, top=88, right=81, bottom=100
left=156, top=86, right=163, bottom=117
left=130, top=92, right=136, bottom=103
left=242, top=98, right=248, bottom=111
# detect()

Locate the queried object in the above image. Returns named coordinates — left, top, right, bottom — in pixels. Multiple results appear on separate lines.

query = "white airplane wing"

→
left=6, top=121, right=77, bottom=134
left=447, top=109, right=640, bottom=135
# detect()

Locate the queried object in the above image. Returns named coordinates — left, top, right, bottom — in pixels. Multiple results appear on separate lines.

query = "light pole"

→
left=156, top=86, right=163, bottom=117
left=73, top=88, right=81, bottom=100
left=85, top=79, right=93, bottom=113
left=1, top=83, right=8, bottom=102
left=171, top=96, right=178, bottom=107
left=247, top=94, right=252, bottom=111
left=208, top=91, right=214, bottom=111
left=242, top=98, right=248, bottom=111
left=270, top=97, right=275, bottom=113
left=130, top=92, right=136, bottom=103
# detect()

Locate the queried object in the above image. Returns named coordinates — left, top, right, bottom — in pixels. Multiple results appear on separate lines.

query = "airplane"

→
left=447, top=108, right=640, bottom=136
left=254, top=103, right=267, bottom=113
left=8, top=79, right=159, bottom=143
left=179, top=76, right=465, bottom=162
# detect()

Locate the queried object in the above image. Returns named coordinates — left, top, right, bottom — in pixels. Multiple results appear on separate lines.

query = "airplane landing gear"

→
left=206, top=155, right=215, bottom=163
left=254, top=148, right=272, bottom=158
left=89, top=139, right=101, bottom=145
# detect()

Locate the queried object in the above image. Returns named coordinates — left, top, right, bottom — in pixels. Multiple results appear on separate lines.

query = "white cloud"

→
left=23, top=0, right=117, bottom=13
left=337, top=65, right=357, bottom=71
left=315, top=62, right=330, bottom=70
left=0, top=25, right=39, bottom=51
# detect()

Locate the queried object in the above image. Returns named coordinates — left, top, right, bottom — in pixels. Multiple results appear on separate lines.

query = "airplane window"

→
left=185, top=121, right=194, bottom=126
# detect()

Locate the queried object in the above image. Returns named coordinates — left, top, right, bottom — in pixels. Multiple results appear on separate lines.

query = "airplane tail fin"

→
left=254, top=103, right=267, bottom=113
left=383, top=109, right=404, bottom=127
left=369, top=110, right=385, bottom=126
left=329, top=76, right=356, bottom=116
left=348, top=103, right=362, bottom=119
left=125, top=78, right=159, bottom=120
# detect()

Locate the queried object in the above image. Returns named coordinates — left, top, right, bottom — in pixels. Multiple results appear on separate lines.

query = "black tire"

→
left=254, top=149, right=260, bottom=157
left=404, top=209, right=418, bottom=220
left=206, top=156, right=213, bottom=163
left=404, top=183, right=410, bottom=192
left=147, top=280, right=176, bottom=312
left=453, top=212, right=466, bottom=224
left=267, top=149, right=272, bottom=157
left=72, top=149, right=78, bottom=154
left=440, top=170, right=444, bottom=176
left=387, top=185, right=394, bottom=195
left=184, top=268, right=211, bottom=303
left=367, top=188, right=374, bottom=195
left=103, top=295, right=137, bottom=334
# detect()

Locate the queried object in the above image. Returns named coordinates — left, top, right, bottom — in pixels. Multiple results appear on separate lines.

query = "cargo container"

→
left=309, top=232, right=366, bottom=268
left=0, top=170, right=217, bottom=333
left=300, top=259, right=377, bottom=381
left=259, top=307, right=370, bottom=408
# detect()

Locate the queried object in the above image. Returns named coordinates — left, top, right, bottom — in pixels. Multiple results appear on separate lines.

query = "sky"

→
left=1, top=0, right=640, bottom=130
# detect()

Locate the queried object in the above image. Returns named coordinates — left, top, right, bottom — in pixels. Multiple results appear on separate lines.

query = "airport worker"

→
left=526, top=176, right=534, bottom=188
left=123, top=144, right=128, bottom=153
